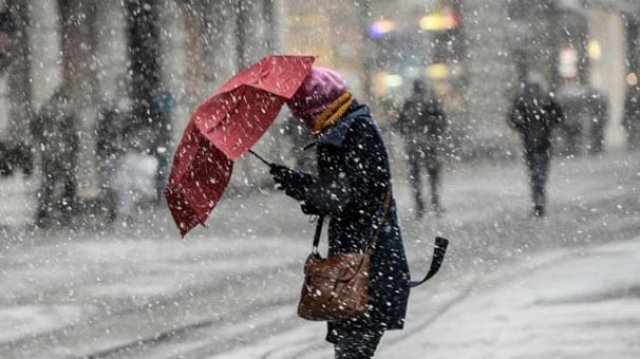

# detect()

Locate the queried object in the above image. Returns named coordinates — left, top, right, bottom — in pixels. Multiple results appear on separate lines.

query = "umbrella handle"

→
left=248, top=149, right=272, bottom=167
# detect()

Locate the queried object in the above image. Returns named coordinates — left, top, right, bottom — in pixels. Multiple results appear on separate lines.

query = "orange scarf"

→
left=310, top=92, right=353, bottom=136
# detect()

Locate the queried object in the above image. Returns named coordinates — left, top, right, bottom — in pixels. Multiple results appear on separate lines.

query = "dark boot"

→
left=428, top=164, right=442, bottom=216
left=533, top=205, right=545, bottom=217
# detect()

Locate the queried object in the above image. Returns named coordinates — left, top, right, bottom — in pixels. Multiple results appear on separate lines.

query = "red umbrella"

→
left=165, top=55, right=315, bottom=236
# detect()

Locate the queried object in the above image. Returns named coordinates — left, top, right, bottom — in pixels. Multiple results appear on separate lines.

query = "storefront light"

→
left=626, top=72, right=638, bottom=86
left=368, top=20, right=396, bottom=39
left=588, top=40, right=602, bottom=61
left=373, top=72, right=404, bottom=97
left=419, top=10, right=459, bottom=31
left=425, top=63, right=449, bottom=79
left=385, top=74, right=403, bottom=87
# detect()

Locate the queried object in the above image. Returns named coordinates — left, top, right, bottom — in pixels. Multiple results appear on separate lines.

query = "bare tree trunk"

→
left=6, top=0, right=33, bottom=142
left=125, top=0, right=161, bottom=151
left=234, top=0, right=255, bottom=184
left=625, top=14, right=640, bottom=75
left=262, top=0, right=279, bottom=54
left=58, top=0, right=102, bottom=193
left=180, top=0, right=208, bottom=110
left=82, top=0, right=100, bottom=109
left=57, top=0, right=99, bottom=106
left=58, top=0, right=81, bottom=100
left=359, top=0, right=373, bottom=103
left=235, top=0, right=250, bottom=70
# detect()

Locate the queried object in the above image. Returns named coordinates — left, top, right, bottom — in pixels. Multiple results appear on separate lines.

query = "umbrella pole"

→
left=248, top=149, right=272, bottom=167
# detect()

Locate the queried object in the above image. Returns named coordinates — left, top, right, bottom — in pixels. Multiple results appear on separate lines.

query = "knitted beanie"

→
left=287, top=66, right=346, bottom=120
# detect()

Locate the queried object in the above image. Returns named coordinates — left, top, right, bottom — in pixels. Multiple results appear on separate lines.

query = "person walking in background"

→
left=95, top=103, right=127, bottom=223
left=556, top=77, right=587, bottom=157
left=586, top=87, right=608, bottom=155
left=150, top=89, right=175, bottom=202
left=556, top=77, right=609, bottom=156
left=270, top=67, right=410, bottom=359
left=509, top=77, right=564, bottom=217
left=623, top=84, right=640, bottom=151
left=31, top=88, right=79, bottom=227
left=396, top=79, right=447, bottom=218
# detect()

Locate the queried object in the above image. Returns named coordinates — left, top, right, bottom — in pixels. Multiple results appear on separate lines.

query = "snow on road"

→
left=378, top=238, right=640, bottom=359
left=0, top=151, right=638, bottom=358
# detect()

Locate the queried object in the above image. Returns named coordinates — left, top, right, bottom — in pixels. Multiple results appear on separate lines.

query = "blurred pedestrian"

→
left=0, top=141, right=32, bottom=178
left=270, top=67, right=410, bottom=358
left=556, top=78, right=587, bottom=156
left=31, top=88, right=79, bottom=227
left=396, top=79, right=447, bottom=218
left=586, top=87, right=608, bottom=155
left=0, top=7, right=15, bottom=73
left=95, top=104, right=127, bottom=223
left=623, top=84, right=640, bottom=151
left=149, top=89, right=174, bottom=201
left=509, top=78, right=564, bottom=217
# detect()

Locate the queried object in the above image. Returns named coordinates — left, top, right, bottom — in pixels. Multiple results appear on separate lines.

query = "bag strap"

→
left=366, top=186, right=392, bottom=254
left=311, top=215, right=324, bottom=255
left=311, top=186, right=392, bottom=254
left=410, top=236, right=449, bottom=287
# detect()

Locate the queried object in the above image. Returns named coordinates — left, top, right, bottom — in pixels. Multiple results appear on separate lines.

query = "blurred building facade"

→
left=355, top=0, right=639, bottom=155
left=0, top=0, right=639, bottom=193
left=280, top=0, right=640, bottom=155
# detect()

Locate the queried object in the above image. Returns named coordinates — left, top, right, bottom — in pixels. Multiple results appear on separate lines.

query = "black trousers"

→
left=334, top=329, right=384, bottom=359
left=37, top=168, right=77, bottom=225
left=407, top=147, right=440, bottom=215
left=525, top=150, right=550, bottom=209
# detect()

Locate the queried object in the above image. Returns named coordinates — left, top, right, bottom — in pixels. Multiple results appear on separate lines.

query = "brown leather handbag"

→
left=297, top=187, right=392, bottom=321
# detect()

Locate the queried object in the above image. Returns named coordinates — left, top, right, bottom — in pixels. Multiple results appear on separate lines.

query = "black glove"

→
left=269, top=164, right=308, bottom=200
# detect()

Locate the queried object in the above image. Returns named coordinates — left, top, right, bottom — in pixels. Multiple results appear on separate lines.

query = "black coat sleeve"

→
left=545, top=98, right=564, bottom=127
left=509, top=96, right=528, bottom=132
left=284, top=119, right=387, bottom=216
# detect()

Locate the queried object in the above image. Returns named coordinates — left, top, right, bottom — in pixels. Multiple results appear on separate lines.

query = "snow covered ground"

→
left=0, top=151, right=639, bottom=358
left=212, top=237, right=640, bottom=359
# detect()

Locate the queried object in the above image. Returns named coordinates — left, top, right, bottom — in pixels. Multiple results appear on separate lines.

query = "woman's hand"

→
left=269, top=164, right=307, bottom=200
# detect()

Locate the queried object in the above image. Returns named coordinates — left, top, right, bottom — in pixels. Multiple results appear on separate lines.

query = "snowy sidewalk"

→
left=212, top=237, right=640, bottom=359
left=0, top=151, right=638, bottom=358
left=378, top=237, right=640, bottom=358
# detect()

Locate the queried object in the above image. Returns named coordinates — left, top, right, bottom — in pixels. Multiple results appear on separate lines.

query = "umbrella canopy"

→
left=166, top=55, right=315, bottom=236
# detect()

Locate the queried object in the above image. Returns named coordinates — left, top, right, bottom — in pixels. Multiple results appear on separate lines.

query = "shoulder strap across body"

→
left=311, top=186, right=392, bottom=255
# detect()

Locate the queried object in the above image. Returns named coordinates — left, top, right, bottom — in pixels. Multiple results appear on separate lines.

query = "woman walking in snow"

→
left=270, top=67, right=411, bottom=358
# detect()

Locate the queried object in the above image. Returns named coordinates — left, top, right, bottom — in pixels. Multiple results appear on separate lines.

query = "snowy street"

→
left=0, top=151, right=639, bottom=358
left=2, top=1, right=640, bottom=358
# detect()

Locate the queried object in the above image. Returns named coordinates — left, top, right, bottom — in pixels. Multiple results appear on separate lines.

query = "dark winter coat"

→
left=31, top=90, right=79, bottom=174
left=510, top=83, right=564, bottom=153
left=397, top=84, right=447, bottom=152
left=280, top=101, right=411, bottom=343
left=624, top=86, right=640, bottom=132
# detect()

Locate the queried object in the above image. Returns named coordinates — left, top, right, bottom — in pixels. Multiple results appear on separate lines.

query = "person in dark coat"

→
left=586, top=87, right=608, bottom=155
left=95, top=104, right=127, bottom=223
left=556, top=79, right=609, bottom=156
left=0, top=141, right=32, bottom=178
left=556, top=80, right=587, bottom=156
left=509, top=80, right=564, bottom=217
left=623, top=84, right=640, bottom=151
left=270, top=67, right=411, bottom=359
left=149, top=89, right=174, bottom=202
left=396, top=79, right=447, bottom=218
left=31, top=88, right=80, bottom=227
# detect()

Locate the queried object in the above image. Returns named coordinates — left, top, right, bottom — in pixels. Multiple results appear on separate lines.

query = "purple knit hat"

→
left=286, top=66, right=347, bottom=120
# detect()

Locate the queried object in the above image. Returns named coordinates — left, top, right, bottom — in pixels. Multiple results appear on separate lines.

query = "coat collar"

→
left=316, top=101, right=371, bottom=148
